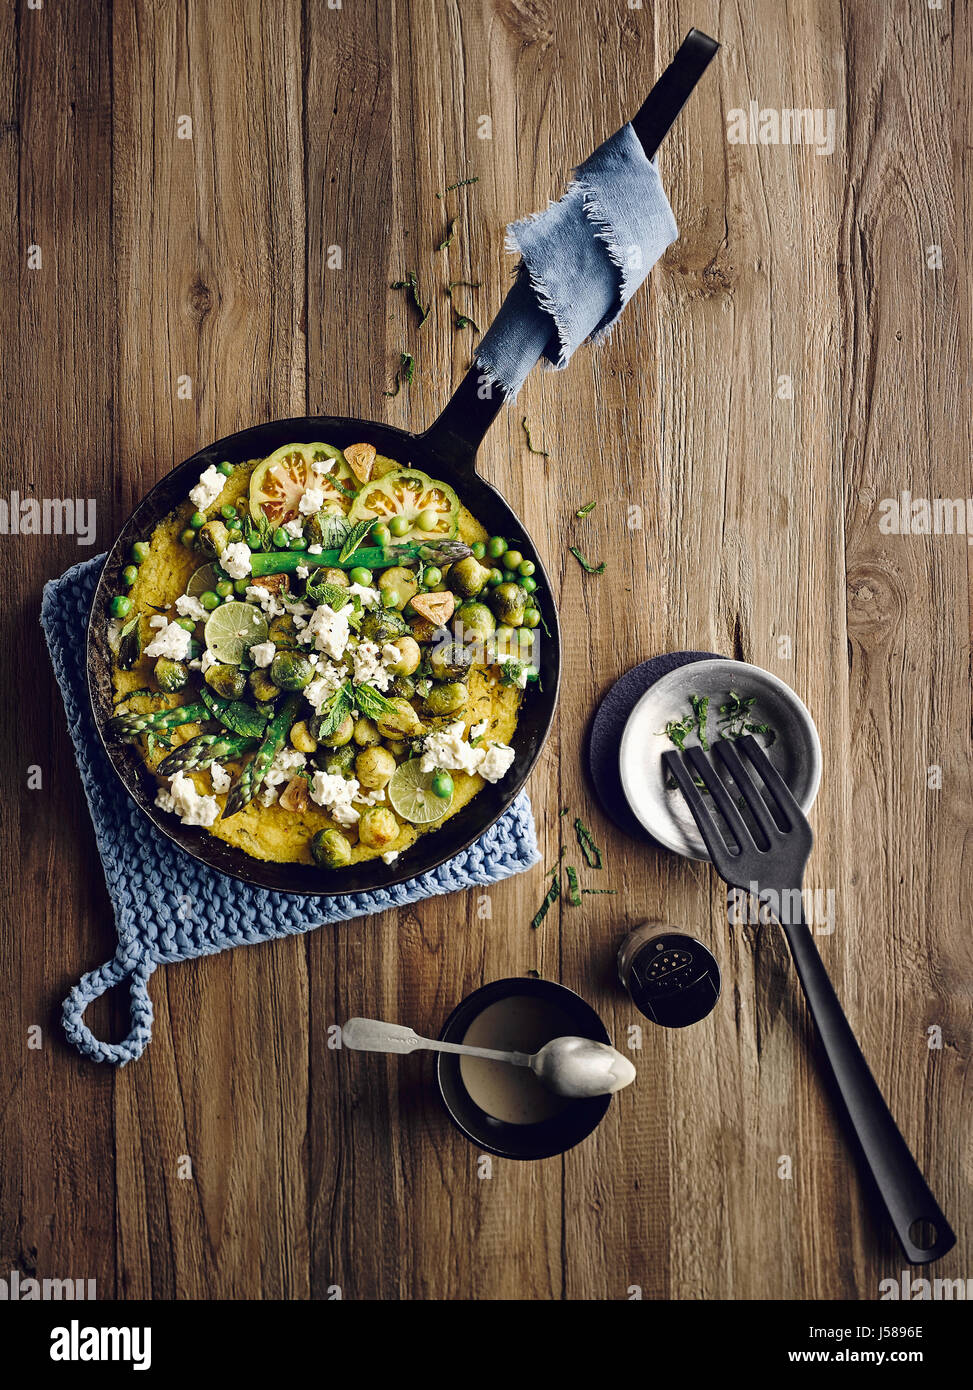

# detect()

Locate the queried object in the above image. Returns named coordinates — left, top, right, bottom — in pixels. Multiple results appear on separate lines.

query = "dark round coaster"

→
left=586, top=650, right=722, bottom=843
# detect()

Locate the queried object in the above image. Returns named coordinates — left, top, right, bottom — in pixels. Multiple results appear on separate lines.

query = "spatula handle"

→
left=780, top=907, right=955, bottom=1264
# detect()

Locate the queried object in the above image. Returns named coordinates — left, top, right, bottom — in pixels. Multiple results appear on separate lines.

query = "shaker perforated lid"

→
left=619, top=926, right=720, bottom=1027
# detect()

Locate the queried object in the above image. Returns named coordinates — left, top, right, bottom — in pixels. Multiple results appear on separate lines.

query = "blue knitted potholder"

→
left=41, top=556, right=540, bottom=1066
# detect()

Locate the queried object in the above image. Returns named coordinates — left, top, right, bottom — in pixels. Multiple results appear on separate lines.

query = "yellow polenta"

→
left=112, top=456, right=522, bottom=867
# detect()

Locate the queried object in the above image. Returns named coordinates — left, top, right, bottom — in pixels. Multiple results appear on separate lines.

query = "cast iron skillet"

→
left=87, top=31, right=718, bottom=896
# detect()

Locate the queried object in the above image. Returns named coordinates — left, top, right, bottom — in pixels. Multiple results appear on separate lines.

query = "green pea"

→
left=371, top=521, right=392, bottom=547
left=200, top=590, right=220, bottom=612
left=502, top=550, right=523, bottom=571
left=416, top=508, right=438, bottom=531
left=245, top=529, right=261, bottom=550
left=382, top=589, right=401, bottom=609
left=273, top=528, right=290, bottom=549
left=519, top=575, right=538, bottom=593
left=215, top=580, right=233, bottom=598
left=121, top=565, right=139, bottom=589
left=518, top=560, right=535, bottom=577
left=110, top=595, right=132, bottom=618
left=471, top=541, right=486, bottom=560
left=431, top=770, right=454, bottom=800
left=289, top=535, right=307, bottom=551
left=422, top=566, right=442, bottom=587
left=180, top=528, right=197, bottom=549
left=487, top=568, right=503, bottom=587
left=217, top=461, right=234, bottom=477
left=175, top=617, right=196, bottom=633
left=220, top=503, right=238, bottom=520
left=131, top=541, right=150, bottom=564
left=190, top=511, right=206, bottom=529
left=349, top=566, right=373, bottom=586
left=234, top=578, right=250, bottom=595
left=389, top=515, right=411, bottom=538
left=487, top=536, right=507, bottom=559
left=523, top=607, right=541, bottom=629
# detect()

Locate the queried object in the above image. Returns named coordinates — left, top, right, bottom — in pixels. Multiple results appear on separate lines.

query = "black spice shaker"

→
left=617, top=921, right=721, bottom=1027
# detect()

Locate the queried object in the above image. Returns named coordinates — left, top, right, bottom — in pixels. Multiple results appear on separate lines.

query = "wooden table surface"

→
left=2, top=0, right=970, bottom=1301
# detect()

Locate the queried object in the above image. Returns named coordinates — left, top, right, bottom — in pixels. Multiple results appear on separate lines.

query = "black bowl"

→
left=87, top=412, right=561, bottom=895
left=436, top=978, right=613, bottom=1160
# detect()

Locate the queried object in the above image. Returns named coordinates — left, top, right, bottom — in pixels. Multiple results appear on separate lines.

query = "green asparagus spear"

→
left=222, top=693, right=302, bottom=819
left=248, top=539, right=471, bottom=578
left=157, top=732, right=259, bottom=777
left=107, top=702, right=209, bottom=740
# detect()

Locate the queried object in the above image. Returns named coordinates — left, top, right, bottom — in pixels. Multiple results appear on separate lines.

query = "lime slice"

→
left=388, top=758, right=454, bottom=824
left=203, top=601, right=269, bottom=664
left=187, top=562, right=220, bottom=598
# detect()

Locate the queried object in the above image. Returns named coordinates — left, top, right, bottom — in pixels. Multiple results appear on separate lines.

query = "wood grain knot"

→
left=187, top=275, right=215, bottom=322
left=496, top=0, right=554, bottom=49
left=846, top=561, right=905, bottom=644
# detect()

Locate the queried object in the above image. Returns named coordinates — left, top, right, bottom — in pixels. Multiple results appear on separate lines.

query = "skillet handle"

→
left=420, top=28, right=719, bottom=466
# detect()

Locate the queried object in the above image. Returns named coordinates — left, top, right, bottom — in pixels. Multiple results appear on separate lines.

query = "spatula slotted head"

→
left=662, top=735, right=812, bottom=893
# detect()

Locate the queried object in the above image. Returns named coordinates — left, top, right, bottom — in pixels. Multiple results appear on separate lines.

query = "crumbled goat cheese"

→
left=381, top=642, right=403, bottom=669
left=382, top=850, right=400, bottom=864
left=302, top=603, right=350, bottom=659
left=307, top=542, right=323, bottom=555
left=258, top=747, right=307, bottom=806
left=470, top=720, right=488, bottom=740
left=209, top=763, right=231, bottom=794
left=478, top=742, right=517, bottom=783
left=418, top=721, right=516, bottom=783
left=246, top=584, right=287, bottom=618
left=175, top=593, right=208, bottom=623
left=250, top=640, right=276, bottom=669
left=353, top=640, right=391, bottom=690
left=283, top=518, right=304, bottom=539
left=346, top=583, right=381, bottom=609
left=299, top=485, right=326, bottom=516
left=145, top=621, right=192, bottom=661
left=354, top=786, right=387, bottom=807
left=155, top=772, right=220, bottom=827
left=200, top=649, right=218, bottom=673
left=304, top=662, right=347, bottom=714
left=310, top=771, right=361, bottom=826
left=310, top=457, right=335, bottom=475
left=189, top=464, right=225, bottom=512
left=221, top=541, right=252, bottom=580
left=148, top=614, right=167, bottom=629
left=296, top=564, right=309, bottom=579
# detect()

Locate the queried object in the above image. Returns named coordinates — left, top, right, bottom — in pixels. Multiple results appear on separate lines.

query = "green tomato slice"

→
left=248, top=443, right=355, bottom=528
left=348, top=467, right=459, bottom=542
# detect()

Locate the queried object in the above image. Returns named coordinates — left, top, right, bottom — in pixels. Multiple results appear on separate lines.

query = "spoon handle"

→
left=342, top=1017, right=531, bottom=1066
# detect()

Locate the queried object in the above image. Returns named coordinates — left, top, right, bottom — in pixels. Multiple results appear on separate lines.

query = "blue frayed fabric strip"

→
left=475, top=123, right=678, bottom=397
left=41, top=555, right=540, bottom=1066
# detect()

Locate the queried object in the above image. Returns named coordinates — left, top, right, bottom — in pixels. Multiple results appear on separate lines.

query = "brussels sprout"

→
left=248, top=668, right=280, bottom=703
left=353, top=716, right=382, bottom=748
left=376, top=697, right=422, bottom=738
left=321, top=713, right=355, bottom=748
left=409, top=617, right=440, bottom=644
left=204, top=663, right=247, bottom=700
left=390, top=674, right=416, bottom=699
left=454, top=601, right=496, bottom=643
left=425, top=681, right=469, bottom=717
left=154, top=657, right=189, bottom=693
left=323, top=567, right=349, bottom=587
left=490, top=581, right=528, bottom=627
left=360, top=608, right=408, bottom=644
left=316, top=743, right=357, bottom=776
left=448, top=555, right=491, bottom=599
left=429, top=640, right=473, bottom=681
left=355, top=745, right=397, bottom=789
left=378, top=565, right=418, bottom=609
left=270, top=651, right=314, bottom=691
left=357, top=805, right=399, bottom=849
left=311, top=828, right=353, bottom=868
left=290, top=720, right=318, bottom=753
left=384, top=635, right=421, bottom=676
left=197, top=519, right=230, bottom=558
left=384, top=738, right=408, bottom=758
left=267, top=614, right=299, bottom=646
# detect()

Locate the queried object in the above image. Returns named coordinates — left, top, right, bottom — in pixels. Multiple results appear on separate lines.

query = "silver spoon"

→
left=341, top=1017, right=636, bottom=1098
